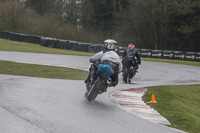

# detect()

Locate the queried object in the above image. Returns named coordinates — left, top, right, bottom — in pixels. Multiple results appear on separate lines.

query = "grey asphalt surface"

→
left=0, top=51, right=200, bottom=133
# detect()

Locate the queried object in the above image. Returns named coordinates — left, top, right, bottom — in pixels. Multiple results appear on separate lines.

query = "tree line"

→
left=0, top=0, right=199, bottom=52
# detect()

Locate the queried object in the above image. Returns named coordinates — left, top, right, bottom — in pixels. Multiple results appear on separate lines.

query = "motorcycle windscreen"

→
left=97, top=64, right=115, bottom=79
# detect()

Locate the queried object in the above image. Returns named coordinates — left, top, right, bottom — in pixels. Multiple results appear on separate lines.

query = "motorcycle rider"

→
left=122, top=43, right=141, bottom=72
left=84, top=40, right=122, bottom=89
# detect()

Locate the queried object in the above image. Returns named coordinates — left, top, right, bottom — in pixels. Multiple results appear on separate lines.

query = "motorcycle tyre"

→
left=86, top=77, right=103, bottom=101
left=123, top=68, right=128, bottom=83
left=129, top=68, right=135, bottom=80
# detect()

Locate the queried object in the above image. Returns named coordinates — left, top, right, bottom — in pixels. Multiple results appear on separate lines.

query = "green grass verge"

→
left=142, top=58, right=200, bottom=67
left=0, top=38, right=94, bottom=56
left=0, top=60, right=88, bottom=80
left=143, top=85, right=200, bottom=133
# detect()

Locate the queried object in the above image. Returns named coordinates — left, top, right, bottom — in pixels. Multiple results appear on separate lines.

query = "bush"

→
left=0, top=1, right=105, bottom=44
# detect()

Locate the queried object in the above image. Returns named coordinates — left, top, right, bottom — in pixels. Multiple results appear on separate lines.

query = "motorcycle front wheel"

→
left=123, top=68, right=128, bottom=83
left=86, top=77, right=103, bottom=101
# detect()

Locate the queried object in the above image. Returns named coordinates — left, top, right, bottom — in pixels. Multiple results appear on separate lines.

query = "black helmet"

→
left=128, top=43, right=135, bottom=50
left=105, top=42, right=116, bottom=51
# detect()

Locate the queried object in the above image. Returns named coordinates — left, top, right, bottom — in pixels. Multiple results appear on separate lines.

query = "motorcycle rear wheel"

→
left=86, top=77, right=103, bottom=101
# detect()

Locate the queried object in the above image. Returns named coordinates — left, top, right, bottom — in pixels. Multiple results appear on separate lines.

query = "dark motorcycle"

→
left=122, top=58, right=139, bottom=83
left=85, top=64, right=115, bottom=101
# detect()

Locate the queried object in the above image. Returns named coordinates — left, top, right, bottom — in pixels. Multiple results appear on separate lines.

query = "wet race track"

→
left=0, top=51, right=200, bottom=133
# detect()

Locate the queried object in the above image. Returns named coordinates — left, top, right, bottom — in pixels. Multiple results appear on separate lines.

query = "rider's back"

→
left=90, top=51, right=122, bottom=72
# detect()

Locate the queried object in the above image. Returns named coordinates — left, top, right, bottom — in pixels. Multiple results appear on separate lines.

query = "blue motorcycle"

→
left=85, top=64, right=115, bottom=101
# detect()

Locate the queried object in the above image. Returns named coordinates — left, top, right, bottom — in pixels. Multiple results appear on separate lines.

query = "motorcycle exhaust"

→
left=107, top=79, right=111, bottom=84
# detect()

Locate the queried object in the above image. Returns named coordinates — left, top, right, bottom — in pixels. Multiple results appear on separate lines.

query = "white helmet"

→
left=105, top=43, right=116, bottom=51
left=104, top=39, right=117, bottom=46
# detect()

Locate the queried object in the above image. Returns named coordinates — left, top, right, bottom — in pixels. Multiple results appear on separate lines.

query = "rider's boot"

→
left=85, top=63, right=97, bottom=84
left=122, top=65, right=126, bottom=73
left=84, top=71, right=91, bottom=83
left=84, top=78, right=90, bottom=84
left=135, top=65, right=139, bottom=73
left=84, top=74, right=92, bottom=94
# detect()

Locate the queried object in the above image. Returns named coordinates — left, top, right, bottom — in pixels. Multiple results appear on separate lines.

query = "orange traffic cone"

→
left=150, top=94, right=157, bottom=103
left=77, top=67, right=79, bottom=70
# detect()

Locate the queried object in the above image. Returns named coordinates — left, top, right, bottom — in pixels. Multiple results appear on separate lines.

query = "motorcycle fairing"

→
left=97, top=64, right=114, bottom=79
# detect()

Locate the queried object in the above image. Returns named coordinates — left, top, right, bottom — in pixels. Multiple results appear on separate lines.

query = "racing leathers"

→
left=122, top=49, right=141, bottom=71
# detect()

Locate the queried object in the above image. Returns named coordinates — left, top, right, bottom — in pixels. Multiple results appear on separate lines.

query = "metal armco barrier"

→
left=0, top=31, right=199, bottom=62
left=162, top=50, right=174, bottom=59
left=135, top=49, right=141, bottom=55
left=140, top=49, right=152, bottom=58
left=173, top=51, right=186, bottom=60
left=195, top=53, right=200, bottom=61
left=115, top=48, right=141, bottom=57
left=185, top=52, right=196, bottom=61
left=151, top=50, right=162, bottom=58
